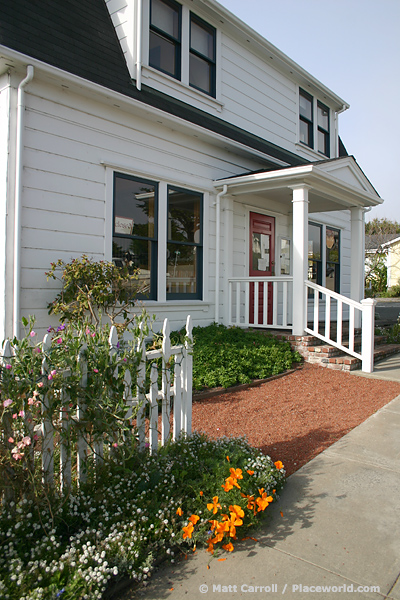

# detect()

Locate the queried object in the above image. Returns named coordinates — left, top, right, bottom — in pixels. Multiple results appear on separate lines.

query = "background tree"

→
left=365, top=217, right=400, bottom=235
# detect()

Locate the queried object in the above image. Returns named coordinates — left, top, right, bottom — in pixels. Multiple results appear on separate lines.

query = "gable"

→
left=316, top=157, right=380, bottom=199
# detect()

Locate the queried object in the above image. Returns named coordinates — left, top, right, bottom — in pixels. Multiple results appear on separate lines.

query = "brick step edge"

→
left=295, top=336, right=388, bottom=359
left=305, top=344, right=400, bottom=372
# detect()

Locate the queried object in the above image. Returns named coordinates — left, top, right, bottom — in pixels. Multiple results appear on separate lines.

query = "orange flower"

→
left=206, top=540, right=214, bottom=554
left=209, top=519, right=218, bottom=531
left=256, top=489, right=273, bottom=512
left=222, top=476, right=240, bottom=492
left=222, top=542, right=234, bottom=552
left=246, top=469, right=255, bottom=475
left=207, top=496, right=222, bottom=514
left=226, top=456, right=230, bottom=462
left=229, top=467, right=243, bottom=480
left=176, top=507, right=183, bottom=516
left=200, top=491, right=203, bottom=496
left=274, top=460, right=284, bottom=470
left=229, top=504, right=244, bottom=522
left=245, top=495, right=256, bottom=512
left=182, top=522, right=194, bottom=539
left=188, top=514, right=200, bottom=525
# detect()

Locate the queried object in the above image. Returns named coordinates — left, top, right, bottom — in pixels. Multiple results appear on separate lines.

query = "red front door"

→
left=249, top=212, right=275, bottom=325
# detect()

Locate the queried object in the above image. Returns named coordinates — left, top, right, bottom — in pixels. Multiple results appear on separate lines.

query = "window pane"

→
left=299, top=93, right=312, bottom=120
left=112, top=238, right=153, bottom=297
left=317, top=104, right=329, bottom=131
left=190, top=18, right=214, bottom=59
left=149, top=30, right=179, bottom=77
left=151, top=0, right=179, bottom=38
left=189, top=53, right=212, bottom=94
left=168, top=189, right=201, bottom=243
left=167, top=244, right=198, bottom=295
left=114, top=175, right=155, bottom=238
left=300, top=119, right=312, bottom=145
left=318, top=129, right=329, bottom=155
left=326, top=228, right=340, bottom=263
left=252, top=232, right=270, bottom=272
left=308, top=224, right=321, bottom=260
left=280, top=239, right=290, bottom=275
left=326, top=263, right=337, bottom=292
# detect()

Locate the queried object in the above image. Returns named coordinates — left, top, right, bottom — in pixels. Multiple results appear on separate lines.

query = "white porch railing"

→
left=228, top=277, right=293, bottom=329
left=305, top=281, right=375, bottom=373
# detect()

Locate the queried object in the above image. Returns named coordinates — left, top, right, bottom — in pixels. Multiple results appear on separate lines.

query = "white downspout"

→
left=136, top=0, right=143, bottom=91
left=214, top=185, right=227, bottom=323
left=13, top=65, right=34, bottom=338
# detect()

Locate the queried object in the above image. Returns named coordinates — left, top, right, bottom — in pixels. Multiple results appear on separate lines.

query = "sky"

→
left=217, top=0, right=400, bottom=223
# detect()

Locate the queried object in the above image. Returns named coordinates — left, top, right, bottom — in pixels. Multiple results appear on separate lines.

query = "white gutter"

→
left=214, top=184, right=227, bottom=323
left=13, top=65, right=34, bottom=338
left=136, top=0, right=143, bottom=91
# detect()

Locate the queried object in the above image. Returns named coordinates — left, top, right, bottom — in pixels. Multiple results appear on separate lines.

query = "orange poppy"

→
left=207, top=496, right=222, bottom=514
left=188, top=514, right=200, bottom=525
left=176, top=507, right=183, bottom=516
left=182, top=522, right=194, bottom=539
left=274, top=460, right=284, bottom=470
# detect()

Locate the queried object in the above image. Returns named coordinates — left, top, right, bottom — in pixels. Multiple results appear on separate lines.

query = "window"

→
left=149, top=0, right=181, bottom=79
left=113, top=173, right=158, bottom=300
left=167, top=187, right=203, bottom=299
left=317, top=101, right=330, bottom=157
left=326, top=227, right=340, bottom=293
left=148, top=0, right=217, bottom=98
left=189, top=14, right=216, bottom=96
left=308, top=222, right=322, bottom=287
left=299, top=90, right=331, bottom=156
left=299, top=89, right=313, bottom=148
left=308, top=223, right=340, bottom=294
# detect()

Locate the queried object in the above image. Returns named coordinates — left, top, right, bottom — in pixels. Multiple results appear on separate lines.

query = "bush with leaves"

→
left=46, top=255, right=148, bottom=333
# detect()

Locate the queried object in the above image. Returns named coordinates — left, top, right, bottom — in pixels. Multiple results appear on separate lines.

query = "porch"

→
left=213, top=156, right=383, bottom=374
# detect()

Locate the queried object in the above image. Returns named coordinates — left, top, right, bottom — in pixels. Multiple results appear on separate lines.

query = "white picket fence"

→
left=1, top=316, right=193, bottom=492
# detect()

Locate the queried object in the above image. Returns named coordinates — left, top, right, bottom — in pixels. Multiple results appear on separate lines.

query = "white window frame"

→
left=297, top=87, right=335, bottom=159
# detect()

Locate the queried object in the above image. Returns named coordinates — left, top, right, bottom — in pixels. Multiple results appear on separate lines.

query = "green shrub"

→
left=188, top=324, right=301, bottom=391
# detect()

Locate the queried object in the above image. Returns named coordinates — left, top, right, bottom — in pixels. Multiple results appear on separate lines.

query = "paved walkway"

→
left=131, top=356, right=400, bottom=600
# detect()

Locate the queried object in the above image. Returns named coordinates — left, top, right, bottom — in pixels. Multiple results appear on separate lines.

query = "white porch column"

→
left=291, top=185, right=310, bottom=336
left=350, top=207, right=364, bottom=328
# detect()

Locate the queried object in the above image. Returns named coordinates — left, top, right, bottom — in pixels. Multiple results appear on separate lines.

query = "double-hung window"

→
left=113, top=173, right=158, bottom=300
left=317, top=101, right=330, bottom=157
left=325, top=227, right=340, bottom=292
left=167, top=186, right=203, bottom=299
left=189, top=13, right=216, bottom=96
left=299, top=89, right=313, bottom=149
left=149, top=0, right=181, bottom=79
left=308, top=223, right=322, bottom=288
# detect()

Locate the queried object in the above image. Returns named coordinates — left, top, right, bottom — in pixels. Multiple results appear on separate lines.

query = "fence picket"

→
left=60, top=371, right=72, bottom=493
left=149, top=363, right=159, bottom=454
left=41, top=334, right=54, bottom=486
left=77, top=343, right=87, bottom=484
left=161, top=319, right=171, bottom=445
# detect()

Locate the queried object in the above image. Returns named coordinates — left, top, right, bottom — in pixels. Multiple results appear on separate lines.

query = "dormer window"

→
left=189, top=14, right=216, bottom=96
left=299, top=89, right=331, bottom=157
left=149, top=0, right=182, bottom=79
left=148, top=0, right=217, bottom=98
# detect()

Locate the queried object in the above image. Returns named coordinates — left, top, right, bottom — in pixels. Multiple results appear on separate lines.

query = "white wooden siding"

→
left=0, top=83, right=10, bottom=341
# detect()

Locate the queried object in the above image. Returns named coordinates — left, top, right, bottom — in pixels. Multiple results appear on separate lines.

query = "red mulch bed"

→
left=191, top=363, right=400, bottom=476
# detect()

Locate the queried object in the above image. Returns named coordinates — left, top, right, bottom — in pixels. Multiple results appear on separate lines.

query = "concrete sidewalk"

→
left=132, top=391, right=400, bottom=600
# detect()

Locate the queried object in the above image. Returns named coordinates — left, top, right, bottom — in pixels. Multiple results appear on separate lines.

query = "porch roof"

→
left=214, top=156, right=382, bottom=214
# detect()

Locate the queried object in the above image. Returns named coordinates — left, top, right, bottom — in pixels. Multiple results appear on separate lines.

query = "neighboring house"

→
left=0, top=0, right=382, bottom=345
left=365, top=234, right=400, bottom=289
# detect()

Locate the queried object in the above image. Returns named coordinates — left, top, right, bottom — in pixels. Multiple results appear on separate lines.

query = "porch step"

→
left=269, top=330, right=400, bottom=372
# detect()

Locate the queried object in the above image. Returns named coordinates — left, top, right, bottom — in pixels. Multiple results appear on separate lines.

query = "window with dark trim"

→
left=149, top=0, right=181, bottom=79
left=326, top=227, right=340, bottom=293
left=167, top=186, right=203, bottom=299
left=308, top=222, right=322, bottom=288
left=112, top=173, right=158, bottom=300
left=189, top=13, right=216, bottom=97
left=317, top=101, right=330, bottom=157
left=299, top=89, right=313, bottom=148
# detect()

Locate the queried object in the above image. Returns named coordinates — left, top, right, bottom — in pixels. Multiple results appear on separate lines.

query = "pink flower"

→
left=93, top=368, right=99, bottom=373
left=3, top=399, right=12, bottom=408
left=123, top=358, right=127, bottom=362
left=56, top=338, right=62, bottom=344
left=112, top=442, right=118, bottom=448
left=37, top=382, right=43, bottom=388
left=22, top=436, right=31, bottom=446
left=18, top=410, right=25, bottom=418
left=51, top=369, right=57, bottom=376
left=34, top=347, right=41, bottom=354
left=12, top=451, right=24, bottom=460
left=33, top=390, right=39, bottom=397
left=5, top=364, right=11, bottom=370
left=8, top=437, right=14, bottom=444
left=86, top=328, right=91, bottom=335
left=33, top=434, right=39, bottom=441
left=12, top=414, right=17, bottom=419
left=30, top=331, right=36, bottom=337
left=48, top=374, right=53, bottom=381
left=28, top=398, right=34, bottom=405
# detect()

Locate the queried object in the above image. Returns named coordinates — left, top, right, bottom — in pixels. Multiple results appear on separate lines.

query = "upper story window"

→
left=317, top=101, right=330, bottom=157
left=148, top=0, right=217, bottom=98
left=113, top=173, right=158, bottom=301
left=149, top=0, right=181, bottom=79
left=299, top=89, right=313, bottom=148
left=189, top=14, right=216, bottom=96
left=299, top=89, right=331, bottom=157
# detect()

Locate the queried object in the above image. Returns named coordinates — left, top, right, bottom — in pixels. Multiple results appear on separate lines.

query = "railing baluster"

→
left=254, top=281, right=259, bottom=326
left=161, top=319, right=171, bottom=445
left=244, top=281, right=250, bottom=327
left=235, top=282, right=241, bottom=326
left=313, top=288, right=319, bottom=333
left=349, top=305, right=355, bottom=353
left=228, top=280, right=233, bottom=325
left=282, top=281, right=288, bottom=327
left=325, top=295, right=331, bottom=339
left=149, top=363, right=158, bottom=454
left=337, top=301, right=343, bottom=346
left=273, top=281, right=278, bottom=326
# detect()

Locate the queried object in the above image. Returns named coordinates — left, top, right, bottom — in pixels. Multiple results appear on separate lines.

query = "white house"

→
left=0, top=0, right=382, bottom=368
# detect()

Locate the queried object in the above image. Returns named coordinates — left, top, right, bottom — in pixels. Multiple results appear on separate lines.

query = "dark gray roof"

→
left=365, top=234, right=399, bottom=250
left=0, top=0, right=306, bottom=168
